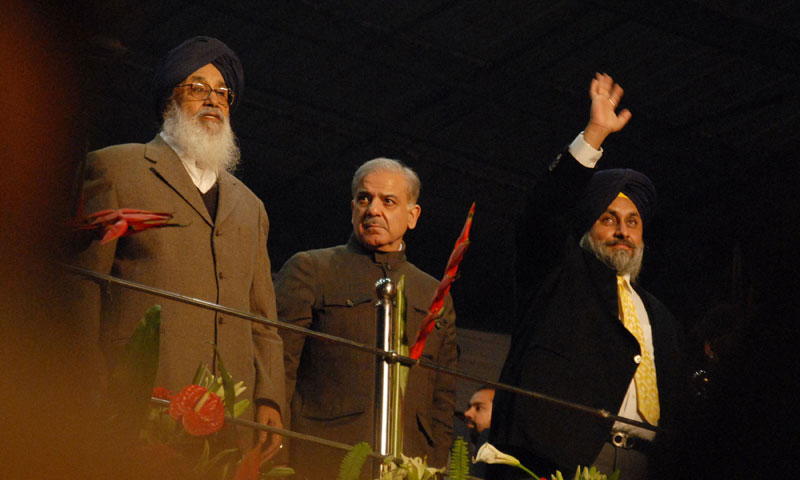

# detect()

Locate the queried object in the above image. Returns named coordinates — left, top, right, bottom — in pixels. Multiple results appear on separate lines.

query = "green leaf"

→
left=192, top=362, right=213, bottom=387
left=195, top=439, right=212, bottom=473
left=395, top=276, right=410, bottom=395
left=264, top=466, right=296, bottom=477
left=108, top=305, right=161, bottom=430
left=233, top=398, right=251, bottom=419
left=607, top=470, right=620, bottom=480
left=448, top=436, right=470, bottom=480
left=205, top=447, right=239, bottom=470
left=211, top=344, right=236, bottom=417
left=337, top=442, right=373, bottom=480
left=572, top=466, right=582, bottom=480
left=408, top=467, right=420, bottom=480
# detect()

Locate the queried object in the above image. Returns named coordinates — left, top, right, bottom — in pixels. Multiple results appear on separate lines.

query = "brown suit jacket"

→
left=276, top=237, right=457, bottom=479
left=74, top=135, right=285, bottom=414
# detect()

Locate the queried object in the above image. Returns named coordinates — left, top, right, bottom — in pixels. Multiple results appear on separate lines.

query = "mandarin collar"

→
left=346, top=235, right=407, bottom=267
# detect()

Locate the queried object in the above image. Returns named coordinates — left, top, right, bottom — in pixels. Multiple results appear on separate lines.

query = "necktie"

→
left=616, top=275, right=660, bottom=424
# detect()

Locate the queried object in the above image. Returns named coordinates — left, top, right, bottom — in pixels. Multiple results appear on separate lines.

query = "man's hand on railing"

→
left=256, top=404, right=284, bottom=464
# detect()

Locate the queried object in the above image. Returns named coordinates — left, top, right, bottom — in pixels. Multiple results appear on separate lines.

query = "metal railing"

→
left=65, top=263, right=658, bottom=460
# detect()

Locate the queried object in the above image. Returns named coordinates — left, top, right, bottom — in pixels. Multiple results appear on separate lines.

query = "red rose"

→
left=168, top=384, right=225, bottom=436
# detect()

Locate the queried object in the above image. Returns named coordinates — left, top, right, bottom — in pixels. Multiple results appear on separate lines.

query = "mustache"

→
left=194, top=107, right=224, bottom=120
left=605, top=239, right=635, bottom=248
left=362, top=217, right=386, bottom=228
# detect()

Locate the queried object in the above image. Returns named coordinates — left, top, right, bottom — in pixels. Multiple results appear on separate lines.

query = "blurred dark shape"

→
left=687, top=302, right=748, bottom=401
left=0, top=3, right=182, bottom=478
left=676, top=243, right=793, bottom=478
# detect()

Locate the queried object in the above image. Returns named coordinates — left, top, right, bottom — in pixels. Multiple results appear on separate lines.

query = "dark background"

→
left=76, top=0, right=798, bottom=338
left=9, top=1, right=795, bottom=474
left=78, top=3, right=799, bottom=472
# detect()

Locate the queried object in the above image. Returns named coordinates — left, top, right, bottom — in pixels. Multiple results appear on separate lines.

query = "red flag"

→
left=409, top=203, right=474, bottom=359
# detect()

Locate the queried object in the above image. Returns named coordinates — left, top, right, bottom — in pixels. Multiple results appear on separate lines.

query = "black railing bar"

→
left=69, top=264, right=655, bottom=433
left=412, top=358, right=658, bottom=432
left=150, top=397, right=388, bottom=461
left=64, top=264, right=383, bottom=357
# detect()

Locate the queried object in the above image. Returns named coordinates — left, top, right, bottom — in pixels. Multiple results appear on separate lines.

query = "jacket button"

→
left=218, top=316, right=224, bottom=325
left=634, top=354, right=642, bottom=364
left=215, top=230, right=222, bottom=236
left=548, top=153, right=563, bottom=171
left=218, top=272, right=224, bottom=279
left=346, top=299, right=354, bottom=307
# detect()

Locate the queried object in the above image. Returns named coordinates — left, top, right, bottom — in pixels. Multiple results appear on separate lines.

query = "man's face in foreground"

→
left=173, top=63, right=230, bottom=130
left=351, top=170, right=421, bottom=252
left=586, top=195, right=644, bottom=277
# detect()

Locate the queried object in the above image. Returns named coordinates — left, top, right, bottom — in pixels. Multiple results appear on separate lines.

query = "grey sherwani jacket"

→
left=276, top=237, right=457, bottom=480
left=73, top=136, right=285, bottom=415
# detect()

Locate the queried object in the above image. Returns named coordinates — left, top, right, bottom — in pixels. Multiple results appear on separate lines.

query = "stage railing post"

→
left=374, top=277, right=401, bottom=471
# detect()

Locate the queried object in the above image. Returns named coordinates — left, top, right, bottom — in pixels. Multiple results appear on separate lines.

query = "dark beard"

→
left=580, top=231, right=644, bottom=282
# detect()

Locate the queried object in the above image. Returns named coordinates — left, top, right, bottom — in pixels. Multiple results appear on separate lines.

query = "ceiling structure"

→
left=80, top=0, right=799, bottom=334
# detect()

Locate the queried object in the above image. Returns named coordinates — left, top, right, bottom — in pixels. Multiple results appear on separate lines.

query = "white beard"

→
left=580, top=231, right=644, bottom=283
left=160, top=100, right=240, bottom=175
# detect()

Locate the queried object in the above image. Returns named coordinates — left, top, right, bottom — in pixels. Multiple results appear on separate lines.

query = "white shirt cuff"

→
left=568, top=132, right=603, bottom=168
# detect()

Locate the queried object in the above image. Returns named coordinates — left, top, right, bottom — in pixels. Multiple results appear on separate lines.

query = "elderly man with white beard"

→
left=73, top=36, right=285, bottom=461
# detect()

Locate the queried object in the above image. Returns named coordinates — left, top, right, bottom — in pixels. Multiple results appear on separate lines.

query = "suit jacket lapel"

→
left=215, top=171, right=243, bottom=227
left=144, top=135, right=213, bottom=227
left=583, top=247, right=621, bottom=320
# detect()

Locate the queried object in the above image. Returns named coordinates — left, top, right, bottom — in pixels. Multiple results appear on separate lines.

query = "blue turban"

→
left=153, top=36, right=244, bottom=119
left=574, top=168, right=657, bottom=234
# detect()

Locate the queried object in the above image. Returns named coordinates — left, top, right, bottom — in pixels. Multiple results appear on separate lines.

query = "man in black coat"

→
left=488, top=74, right=684, bottom=480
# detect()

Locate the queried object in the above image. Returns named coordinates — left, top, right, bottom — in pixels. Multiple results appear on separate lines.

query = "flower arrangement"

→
left=553, top=467, right=620, bottom=480
left=140, top=360, right=248, bottom=444
left=336, top=436, right=488, bottom=480
left=472, top=443, right=539, bottom=478
left=473, top=443, right=620, bottom=480
left=113, top=305, right=292, bottom=479
left=381, top=454, right=445, bottom=480
left=139, top=364, right=275, bottom=479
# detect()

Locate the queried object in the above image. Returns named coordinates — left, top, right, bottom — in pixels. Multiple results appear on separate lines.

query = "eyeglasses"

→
left=176, top=82, right=235, bottom=107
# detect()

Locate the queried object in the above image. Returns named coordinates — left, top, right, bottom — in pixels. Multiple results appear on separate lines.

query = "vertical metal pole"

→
left=374, top=278, right=395, bottom=465
left=388, top=276, right=406, bottom=461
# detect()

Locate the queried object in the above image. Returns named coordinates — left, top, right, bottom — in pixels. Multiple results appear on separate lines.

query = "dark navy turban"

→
left=574, top=168, right=657, bottom=234
left=153, top=36, right=244, bottom=119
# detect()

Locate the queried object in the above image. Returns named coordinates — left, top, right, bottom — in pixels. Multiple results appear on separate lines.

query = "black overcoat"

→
left=489, top=151, right=684, bottom=478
